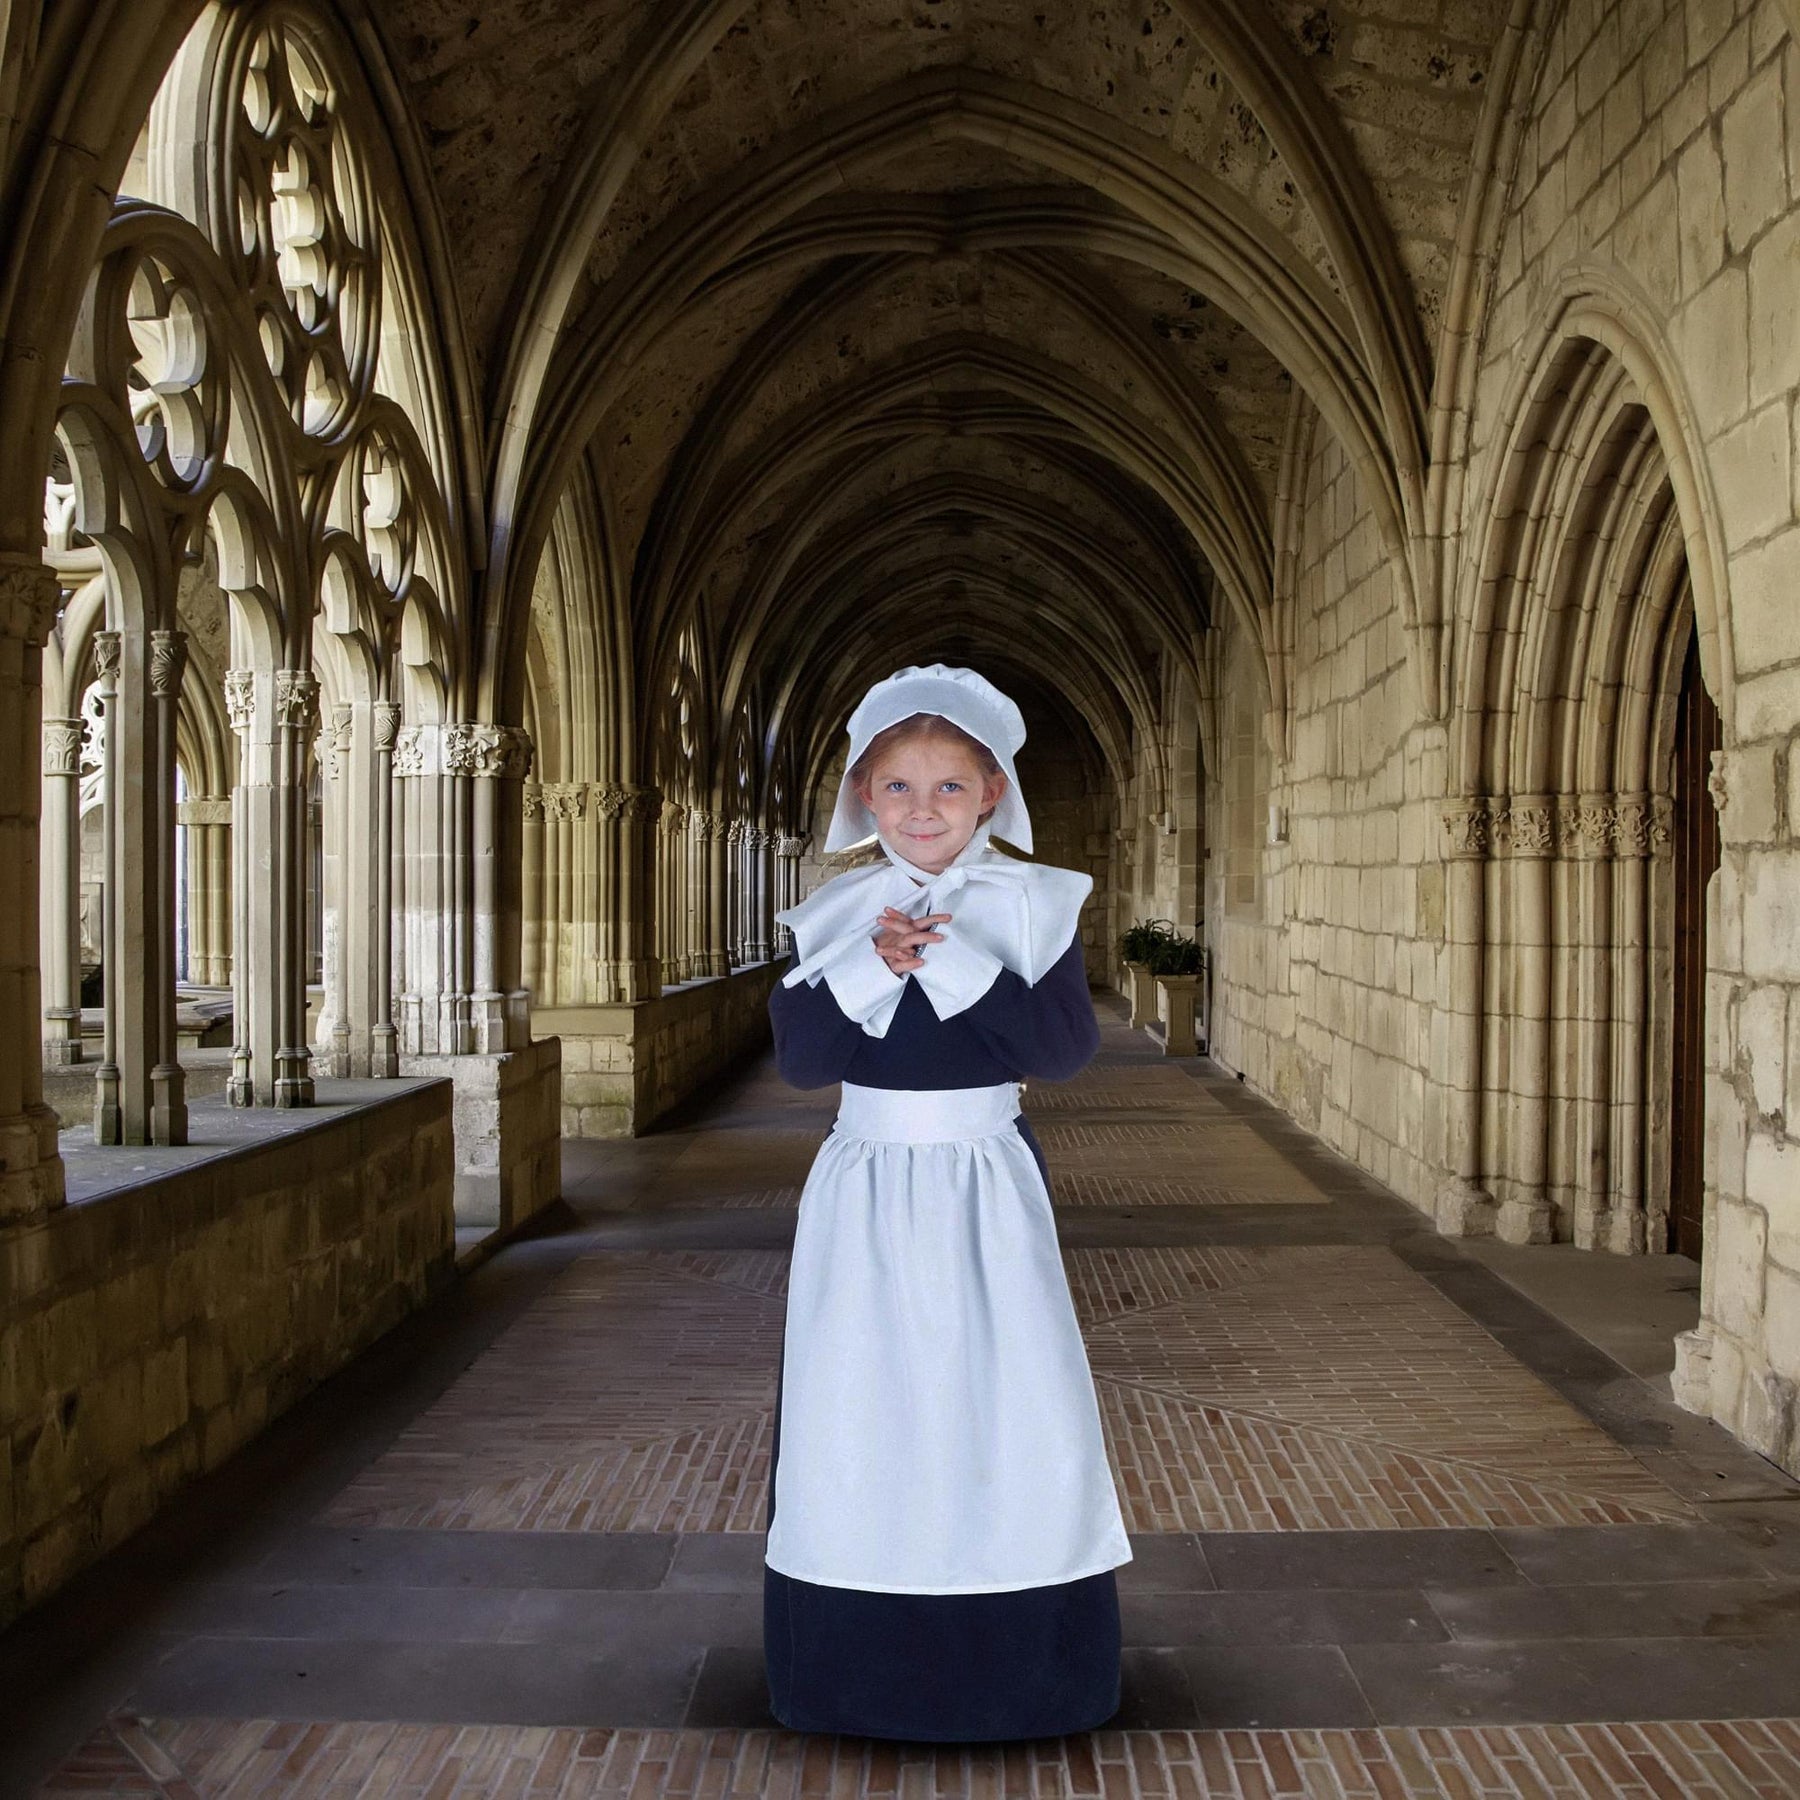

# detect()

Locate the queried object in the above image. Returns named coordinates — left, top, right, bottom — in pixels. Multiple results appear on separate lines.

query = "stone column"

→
left=40, top=713, right=85, bottom=1064
left=704, top=810, right=730, bottom=977
left=177, top=797, right=233, bottom=986
left=659, top=799, right=687, bottom=990
left=747, top=827, right=774, bottom=961
left=1497, top=798, right=1556, bottom=1244
left=0, top=559, right=66, bottom=1222
left=1566, top=797, right=1617, bottom=1251
left=1435, top=799, right=1495, bottom=1235
left=1608, top=795, right=1670, bottom=1252
left=451, top=723, right=533, bottom=1054
left=272, top=669, right=318, bottom=1107
left=148, top=628, right=188, bottom=1143
left=773, top=834, right=807, bottom=953
left=522, top=782, right=544, bottom=1000
left=226, top=668, right=264, bottom=1105
left=617, top=784, right=662, bottom=1000
left=726, top=816, right=746, bottom=965
left=371, top=701, right=401, bottom=1077
left=92, top=631, right=123, bottom=1139
left=316, top=702, right=356, bottom=1077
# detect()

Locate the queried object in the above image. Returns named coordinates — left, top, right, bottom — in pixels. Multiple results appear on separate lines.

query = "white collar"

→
left=875, top=822, right=996, bottom=887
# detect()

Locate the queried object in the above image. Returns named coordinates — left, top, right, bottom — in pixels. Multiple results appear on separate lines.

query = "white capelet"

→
left=774, top=664, right=1092, bottom=1029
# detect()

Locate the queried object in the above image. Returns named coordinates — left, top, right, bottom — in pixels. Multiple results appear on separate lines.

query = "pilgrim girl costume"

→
left=762, top=665, right=1131, bottom=1742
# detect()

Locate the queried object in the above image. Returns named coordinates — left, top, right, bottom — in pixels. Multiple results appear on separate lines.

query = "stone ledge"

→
left=537, top=962, right=784, bottom=1137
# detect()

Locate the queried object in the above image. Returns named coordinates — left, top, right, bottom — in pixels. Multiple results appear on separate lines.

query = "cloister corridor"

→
left=9, top=0, right=1800, bottom=1789
left=6, top=1002, right=1800, bottom=1796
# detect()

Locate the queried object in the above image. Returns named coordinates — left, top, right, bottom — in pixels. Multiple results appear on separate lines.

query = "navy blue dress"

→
left=764, top=935, right=1121, bottom=1741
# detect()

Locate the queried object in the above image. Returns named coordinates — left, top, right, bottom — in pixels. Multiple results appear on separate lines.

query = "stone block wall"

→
left=398, top=1040, right=562, bottom=1230
left=0, top=1082, right=455, bottom=1624
left=1208, top=427, right=1448, bottom=1212
left=540, top=961, right=784, bottom=1137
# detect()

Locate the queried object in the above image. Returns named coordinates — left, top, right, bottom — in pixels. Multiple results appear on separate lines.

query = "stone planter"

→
left=1154, top=973, right=1201, bottom=1056
left=1123, top=960, right=1155, bottom=1028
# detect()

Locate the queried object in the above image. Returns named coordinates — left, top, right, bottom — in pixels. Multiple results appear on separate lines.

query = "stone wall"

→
left=0, top=1082, right=456, bottom=1624
left=397, top=1040, right=562, bottom=1231
left=540, top=961, right=784, bottom=1137
left=1206, top=429, right=1446, bottom=1210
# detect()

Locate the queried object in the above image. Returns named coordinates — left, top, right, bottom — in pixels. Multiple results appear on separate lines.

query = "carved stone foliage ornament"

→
left=1442, top=801, right=1489, bottom=859
left=623, top=784, right=663, bottom=823
left=149, top=628, right=188, bottom=699
left=0, top=561, right=61, bottom=646
left=776, top=834, right=810, bottom=858
left=274, top=669, right=320, bottom=730
left=391, top=726, right=430, bottom=779
left=224, top=667, right=255, bottom=732
left=444, top=723, right=535, bottom=780
left=94, top=631, right=124, bottom=686
left=1708, top=750, right=1730, bottom=816
left=543, top=783, right=587, bottom=822
left=42, top=719, right=84, bottom=777
left=522, top=785, right=545, bottom=823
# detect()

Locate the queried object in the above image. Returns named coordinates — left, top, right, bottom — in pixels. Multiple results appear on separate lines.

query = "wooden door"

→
left=1669, top=630, right=1720, bottom=1263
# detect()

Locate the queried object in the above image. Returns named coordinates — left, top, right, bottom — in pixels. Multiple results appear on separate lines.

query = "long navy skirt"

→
left=762, top=1119, right=1122, bottom=1742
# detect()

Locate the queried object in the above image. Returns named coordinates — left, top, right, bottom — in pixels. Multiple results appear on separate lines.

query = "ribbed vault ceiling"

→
left=377, top=0, right=1513, bottom=786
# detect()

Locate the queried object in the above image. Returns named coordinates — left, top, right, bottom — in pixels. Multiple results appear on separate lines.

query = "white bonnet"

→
left=824, top=664, right=1032, bottom=853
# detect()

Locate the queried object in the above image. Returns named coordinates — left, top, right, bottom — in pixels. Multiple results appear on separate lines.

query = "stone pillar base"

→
left=399, top=1036, right=562, bottom=1231
left=1496, top=1195, right=1556, bottom=1244
left=1434, top=1177, right=1495, bottom=1237
left=1670, top=1326, right=1714, bottom=1415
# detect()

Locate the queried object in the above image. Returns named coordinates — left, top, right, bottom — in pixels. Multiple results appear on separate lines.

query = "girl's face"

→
left=856, top=736, right=1009, bottom=876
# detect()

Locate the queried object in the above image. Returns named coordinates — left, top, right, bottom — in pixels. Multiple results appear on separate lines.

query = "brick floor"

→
left=326, top=1237, right=1686, bottom=1535
left=41, top=1717, right=1800, bottom=1798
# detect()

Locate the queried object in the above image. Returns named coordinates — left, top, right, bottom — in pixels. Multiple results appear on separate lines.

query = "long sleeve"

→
left=770, top=953, right=886, bottom=1087
left=959, top=934, right=1100, bottom=1080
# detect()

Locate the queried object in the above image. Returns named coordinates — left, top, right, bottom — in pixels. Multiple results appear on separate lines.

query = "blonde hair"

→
left=849, top=712, right=1004, bottom=818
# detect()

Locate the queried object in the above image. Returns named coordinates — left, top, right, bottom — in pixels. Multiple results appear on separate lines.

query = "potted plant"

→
left=1149, top=930, right=1206, bottom=1056
left=1117, top=919, right=1173, bottom=1028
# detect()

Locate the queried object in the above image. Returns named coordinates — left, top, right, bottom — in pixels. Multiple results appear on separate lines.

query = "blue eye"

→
left=941, top=782, right=962, bottom=792
left=885, top=780, right=907, bottom=792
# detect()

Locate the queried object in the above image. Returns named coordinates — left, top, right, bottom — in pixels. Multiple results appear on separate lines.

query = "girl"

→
left=762, top=663, right=1131, bottom=1742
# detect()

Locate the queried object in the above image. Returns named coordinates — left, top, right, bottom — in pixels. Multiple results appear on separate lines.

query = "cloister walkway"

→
left=9, top=999, right=1800, bottom=1798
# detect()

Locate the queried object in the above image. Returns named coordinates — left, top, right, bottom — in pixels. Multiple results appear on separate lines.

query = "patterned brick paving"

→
left=324, top=1243, right=1686, bottom=1535
left=41, top=1717, right=1800, bottom=1797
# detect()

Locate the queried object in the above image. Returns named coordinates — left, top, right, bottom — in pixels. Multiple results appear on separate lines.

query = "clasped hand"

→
left=872, top=906, right=951, bottom=975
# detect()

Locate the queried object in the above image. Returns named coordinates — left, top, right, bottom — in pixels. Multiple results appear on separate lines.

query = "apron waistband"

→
left=834, top=1081, right=1022, bottom=1143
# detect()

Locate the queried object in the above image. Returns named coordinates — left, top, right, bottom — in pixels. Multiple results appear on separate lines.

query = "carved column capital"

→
left=224, top=666, right=255, bottom=732
left=522, top=783, right=546, bottom=823
left=94, top=630, right=123, bottom=687
left=1708, top=749, right=1730, bottom=815
left=392, top=724, right=432, bottom=778
left=273, top=668, right=319, bottom=732
left=592, top=782, right=629, bottom=821
left=545, top=782, right=587, bottom=822
left=149, top=627, right=188, bottom=699
left=444, top=722, right=535, bottom=779
left=1493, top=798, right=1554, bottom=858
left=775, top=833, right=809, bottom=858
left=319, top=701, right=354, bottom=781
left=1442, top=800, right=1490, bottom=859
left=1562, top=795, right=1615, bottom=860
left=372, top=701, right=402, bottom=753
left=0, top=558, right=61, bottom=647
left=622, top=783, right=663, bottom=823
left=42, top=717, right=83, bottom=776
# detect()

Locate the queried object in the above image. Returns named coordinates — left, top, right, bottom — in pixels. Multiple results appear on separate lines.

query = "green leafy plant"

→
left=1149, top=932, right=1205, bottom=976
left=1119, top=918, right=1176, bottom=963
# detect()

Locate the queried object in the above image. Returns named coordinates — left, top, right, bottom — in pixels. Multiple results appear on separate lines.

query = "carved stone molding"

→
left=177, top=797, right=233, bottom=826
left=775, top=834, right=809, bottom=858
left=1615, top=795, right=1673, bottom=859
left=1708, top=749, right=1730, bottom=816
left=622, top=784, right=663, bottom=823
left=522, top=784, right=545, bottom=822
left=94, top=631, right=123, bottom=687
left=661, top=800, right=689, bottom=834
left=726, top=817, right=747, bottom=844
left=0, top=559, right=61, bottom=647
left=444, top=722, right=535, bottom=780
left=1495, top=801, right=1554, bottom=858
left=372, top=701, right=402, bottom=753
left=149, top=628, right=188, bottom=699
left=42, top=718, right=83, bottom=777
left=690, top=807, right=719, bottom=842
left=1442, top=801, right=1489, bottom=859
left=224, top=667, right=255, bottom=732
left=592, top=783, right=629, bottom=821
left=1561, top=797, right=1616, bottom=861
left=319, top=701, right=354, bottom=780
left=392, top=725, right=432, bottom=779
left=274, top=669, right=320, bottom=731
left=543, top=782, right=587, bottom=822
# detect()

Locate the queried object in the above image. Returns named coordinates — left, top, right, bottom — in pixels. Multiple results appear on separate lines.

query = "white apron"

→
left=765, top=1080, right=1132, bottom=1595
